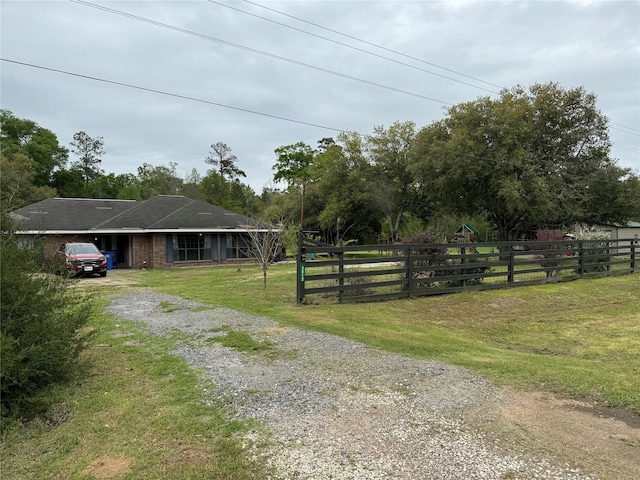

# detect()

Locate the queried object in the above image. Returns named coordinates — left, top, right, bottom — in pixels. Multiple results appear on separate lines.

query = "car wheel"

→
left=99, top=271, right=107, bottom=277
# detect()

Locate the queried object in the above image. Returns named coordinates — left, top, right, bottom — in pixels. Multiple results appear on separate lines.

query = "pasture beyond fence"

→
left=296, top=233, right=637, bottom=304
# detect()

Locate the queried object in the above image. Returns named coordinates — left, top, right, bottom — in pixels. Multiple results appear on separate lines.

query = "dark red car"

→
left=58, top=242, right=107, bottom=277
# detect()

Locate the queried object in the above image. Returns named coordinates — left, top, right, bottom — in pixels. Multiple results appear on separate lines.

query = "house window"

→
left=173, top=234, right=211, bottom=261
left=17, top=235, right=35, bottom=249
left=226, top=233, right=251, bottom=259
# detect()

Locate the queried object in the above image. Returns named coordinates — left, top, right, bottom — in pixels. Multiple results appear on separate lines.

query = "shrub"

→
left=571, top=225, right=611, bottom=273
left=534, top=229, right=567, bottom=279
left=403, top=232, right=450, bottom=289
left=442, top=257, right=491, bottom=287
left=1, top=215, right=95, bottom=420
left=341, top=272, right=374, bottom=297
left=403, top=233, right=490, bottom=289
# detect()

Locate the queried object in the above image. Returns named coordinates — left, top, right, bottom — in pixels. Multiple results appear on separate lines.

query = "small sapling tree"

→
left=241, top=220, right=285, bottom=288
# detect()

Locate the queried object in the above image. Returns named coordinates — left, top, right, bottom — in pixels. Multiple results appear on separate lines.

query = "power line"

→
left=610, top=124, right=640, bottom=136
left=4, top=58, right=636, bottom=171
left=242, top=0, right=504, bottom=90
left=242, top=0, right=640, bottom=136
left=0, top=58, right=347, bottom=133
left=208, top=0, right=499, bottom=95
left=612, top=143, right=640, bottom=154
left=70, top=0, right=453, bottom=106
left=71, top=1, right=638, bottom=135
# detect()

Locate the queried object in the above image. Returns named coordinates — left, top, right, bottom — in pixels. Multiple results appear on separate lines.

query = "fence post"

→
left=578, top=242, right=584, bottom=278
left=406, top=247, right=413, bottom=297
left=338, top=251, right=345, bottom=303
left=296, top=230, right=305, bottom=305
left=631, top=240, right=636, bottom=274
left=460, top=246, right=466, bottom=287
left=508, top=248, right=515, bottom=286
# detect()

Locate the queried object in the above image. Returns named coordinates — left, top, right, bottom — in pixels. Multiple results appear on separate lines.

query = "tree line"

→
left=2, top=81, right=639, bottom=244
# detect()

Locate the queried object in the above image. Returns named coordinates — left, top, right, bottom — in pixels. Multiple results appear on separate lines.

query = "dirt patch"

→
left=495, top=388, right=640, bottom=480
left=82, top=457, right=134, bottom=479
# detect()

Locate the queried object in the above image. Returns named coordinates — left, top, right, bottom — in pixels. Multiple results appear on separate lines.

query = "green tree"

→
left=412, top=82, right=632, bottom=241
left=87, top=173, right=140, bottom=199
left=205, top=142, right=246, bottom=181
left=312, top=132, right=379, bottom=244
left=366, top=121, right=419, bottom=242
left=181, top=168, right=205, bottom=201
left=70, top=131, right=105, bottom=189
left=0, top=109, right=68, bottom=186
left=579, top=166, right=640, bottom=225
left=0, top=153, right=56, bottom=213
left=199, top=169, right=262, bottom=216
left=50, top=167, right=86, bottom=198
left=201, top=170, right=236, bottom=210
left=273, top=142, right=315, bottom=227
left=137, top=162, right=183, bottom=199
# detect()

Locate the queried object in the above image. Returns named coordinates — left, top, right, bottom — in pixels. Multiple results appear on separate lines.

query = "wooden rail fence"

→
left=296, top=233, right=637, bottom=304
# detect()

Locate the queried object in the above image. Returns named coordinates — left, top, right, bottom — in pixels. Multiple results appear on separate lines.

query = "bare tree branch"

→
left=241, top=219, right=285, bottom=288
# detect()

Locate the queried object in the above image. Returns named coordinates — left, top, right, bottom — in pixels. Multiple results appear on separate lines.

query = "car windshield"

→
left=66, top=244, right=100, bottom=254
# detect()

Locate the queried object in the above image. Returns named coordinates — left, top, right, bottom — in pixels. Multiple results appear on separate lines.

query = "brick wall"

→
left=38, top=233, right=255, bottom=269
left=42, top=234, right=97, bottom=260
left=131, top=234, right=154, bottom=269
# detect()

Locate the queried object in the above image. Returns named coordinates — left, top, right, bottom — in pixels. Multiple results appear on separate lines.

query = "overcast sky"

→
left=2, top=0, right=639, bottom=193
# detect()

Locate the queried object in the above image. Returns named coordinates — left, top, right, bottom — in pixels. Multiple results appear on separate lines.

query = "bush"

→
left=534, top=229, right=567, bottom=278
left=403, top=233, right=490, bottom=289
left=442, top=256, right=491, bottom=287
left=571, top=225, right=611, bottom=273
left=1, top=216, right=95, bottom=419
left=403, top=232, right=450, bottom=289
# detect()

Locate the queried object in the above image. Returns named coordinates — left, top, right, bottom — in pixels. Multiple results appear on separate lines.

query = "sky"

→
left=1, top=0, right=639, bottom=193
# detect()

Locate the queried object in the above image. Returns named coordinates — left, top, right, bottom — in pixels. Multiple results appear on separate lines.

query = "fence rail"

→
left=296, top=234, right=637, bottom=304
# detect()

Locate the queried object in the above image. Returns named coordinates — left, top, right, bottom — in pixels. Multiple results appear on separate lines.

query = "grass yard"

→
left=133, top=264, right=640, bottom=412
left=2, top=264, right=638, bottom=479
left=0, top=305, right=272, bottom=480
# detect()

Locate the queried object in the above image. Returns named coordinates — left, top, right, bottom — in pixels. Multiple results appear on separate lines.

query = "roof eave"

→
left=13, top=228, right=275, bottom=235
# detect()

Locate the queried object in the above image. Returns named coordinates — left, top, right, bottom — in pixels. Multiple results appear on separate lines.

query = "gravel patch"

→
left=107, top=291, right=598, bottom=480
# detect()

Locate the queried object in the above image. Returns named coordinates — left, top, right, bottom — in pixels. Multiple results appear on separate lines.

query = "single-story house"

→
left=10, top=195, right=273, bottom=269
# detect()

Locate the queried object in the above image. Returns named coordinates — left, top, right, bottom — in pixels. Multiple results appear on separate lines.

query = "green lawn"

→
left=2, top=265, right=638, bottom=479
left=0, top=304, right=272, bottom=479
left=133, top=264, right=640, bottom=412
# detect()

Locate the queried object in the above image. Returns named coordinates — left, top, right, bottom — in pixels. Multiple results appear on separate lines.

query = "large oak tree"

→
left=412, top=82, right=637, bottom=241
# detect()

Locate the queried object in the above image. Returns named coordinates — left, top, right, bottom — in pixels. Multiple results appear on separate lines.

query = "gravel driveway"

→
left=107, top=291, right=598, bottom=480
